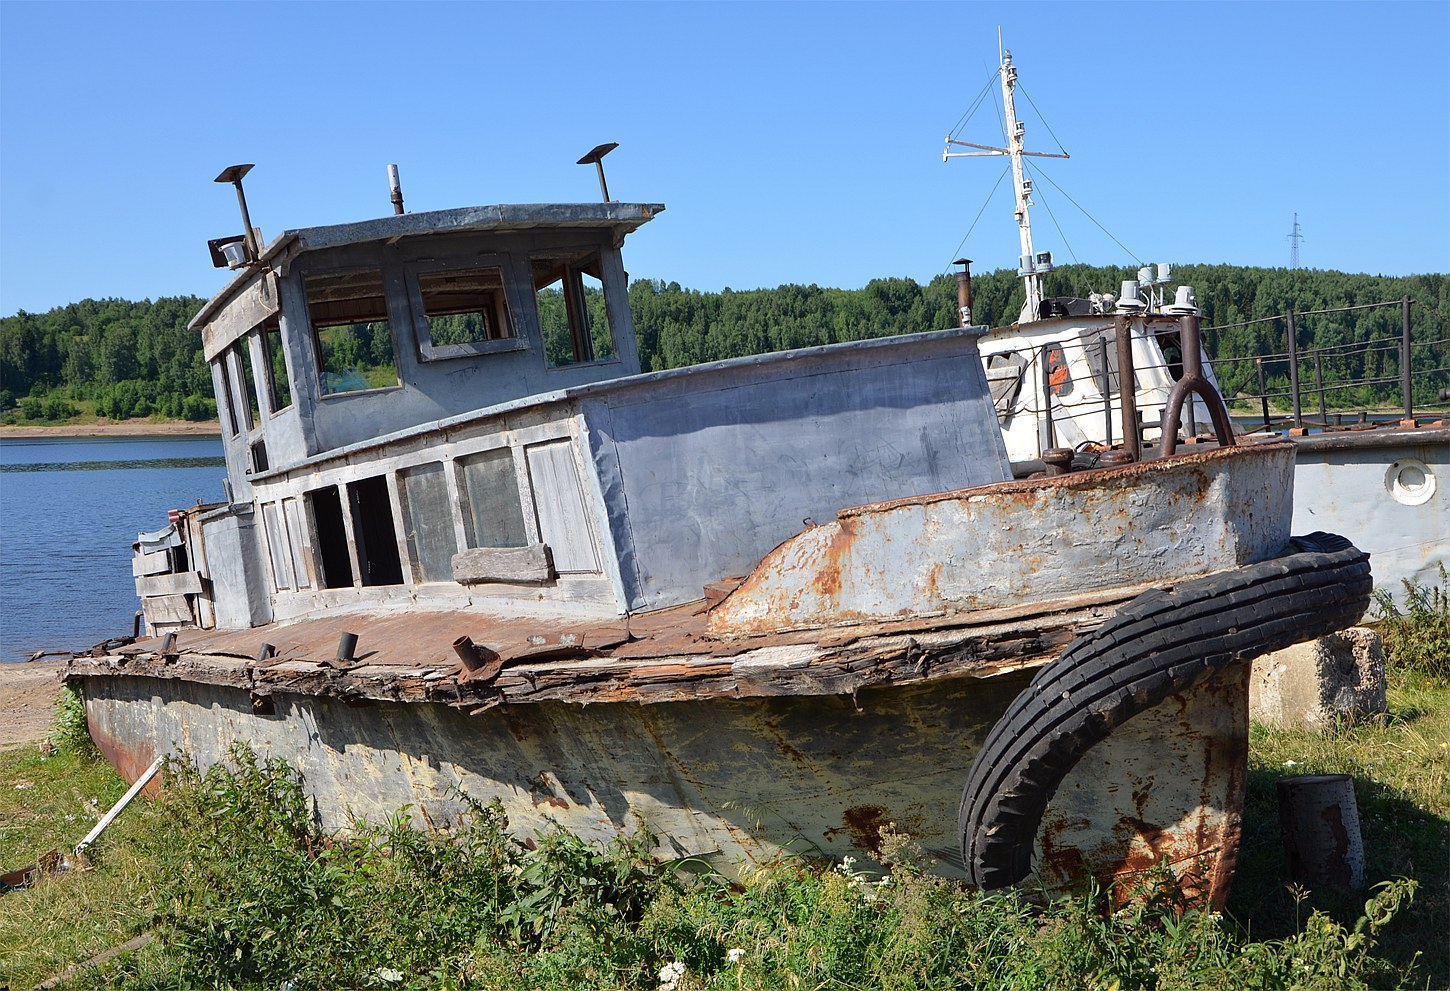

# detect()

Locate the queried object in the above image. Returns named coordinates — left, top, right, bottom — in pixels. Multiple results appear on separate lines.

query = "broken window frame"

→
left=531, top=252, right=618, bottom=368
left=306, top=484, right=355, bottom=589
left=404, top=257, right=528, bottom=362
left=259, top=320, right=293, bottom=413
left=215, top=355, right=241, bottom=438
left=1079, top=331, right=1120, bottom=397
left=302, top=267, right=402, bottom=397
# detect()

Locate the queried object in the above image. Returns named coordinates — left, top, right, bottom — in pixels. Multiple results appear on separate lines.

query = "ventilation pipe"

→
left=389, top=164, right=405, bottom=215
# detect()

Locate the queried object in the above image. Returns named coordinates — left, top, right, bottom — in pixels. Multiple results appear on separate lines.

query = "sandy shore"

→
left=1, top=420, right=221, bottom=439
left=0, top=660, right=65, bottom=750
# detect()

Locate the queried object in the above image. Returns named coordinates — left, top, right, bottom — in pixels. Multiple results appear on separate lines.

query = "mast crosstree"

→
left=944, top=45, right=1068, bottom=320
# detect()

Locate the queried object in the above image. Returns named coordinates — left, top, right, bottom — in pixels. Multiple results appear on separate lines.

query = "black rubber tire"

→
left=958, top=532, right=1372, bottom=890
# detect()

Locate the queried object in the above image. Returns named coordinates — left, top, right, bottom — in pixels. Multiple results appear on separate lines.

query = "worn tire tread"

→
left=958, top=533, right=1371, bottom=890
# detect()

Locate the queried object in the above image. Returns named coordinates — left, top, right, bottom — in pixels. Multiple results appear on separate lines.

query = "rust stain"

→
left=528, top=771, right=570, bottom=810
left=828, top=804, right=891, bottom=855
left=807, top=517, right=859, bottom=601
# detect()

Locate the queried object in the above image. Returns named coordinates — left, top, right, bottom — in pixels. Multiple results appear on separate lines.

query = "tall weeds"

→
left=52, top=743, right=1422, bottom=991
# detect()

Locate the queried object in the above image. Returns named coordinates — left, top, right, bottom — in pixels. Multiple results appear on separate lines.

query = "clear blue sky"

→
left=2, top=1, right=1446, bottom=317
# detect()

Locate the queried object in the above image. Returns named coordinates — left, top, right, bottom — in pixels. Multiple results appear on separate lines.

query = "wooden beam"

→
left=131, top=549, right=172, bottom=577
left=141, top=593, right=193, bottom=625
left=136, top=571, right=203, bottom=597
left=453, top=544, right=554, bottom=584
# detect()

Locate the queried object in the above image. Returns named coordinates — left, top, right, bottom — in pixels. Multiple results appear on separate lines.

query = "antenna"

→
left=577, top=143, right=619, bottom=202
left=213, top=164, right=259, bottom=268
left=943, top=43, right=1068, bottom=322
left=1287, top=213, right=1304, bottom=269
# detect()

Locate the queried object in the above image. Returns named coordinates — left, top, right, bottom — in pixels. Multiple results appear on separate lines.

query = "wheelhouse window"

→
left=216, top=357, right=240, bottom=437
left=260, top=320, right=292, bottom=412
left=1045, top=344, right=1074, bottom=398
left=532, top=254, right=616, bottom=367
left=304, top=269, right=400, bottom=395
left=414, top=266, right=516, bottom=360
left=233, top=340, right=261, bottom=428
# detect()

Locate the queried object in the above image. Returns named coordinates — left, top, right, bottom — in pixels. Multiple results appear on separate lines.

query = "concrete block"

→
left=1250, top=627, right=1386, bottom=731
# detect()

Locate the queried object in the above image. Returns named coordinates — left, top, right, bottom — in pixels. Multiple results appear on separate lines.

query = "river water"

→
left=0, top=435, right=227, bottom=662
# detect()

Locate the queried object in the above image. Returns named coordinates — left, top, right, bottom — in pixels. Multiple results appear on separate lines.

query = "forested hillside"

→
left=0, top=296, right=213, bottom=422
left=2, top=265, right=1445, bottom=424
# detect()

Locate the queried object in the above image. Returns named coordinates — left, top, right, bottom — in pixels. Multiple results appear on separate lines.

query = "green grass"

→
left=0, top=689, right=158, bottom=986
left=1229, top=667, right=1450, bottom=988
left=3, top=646, right=1445, bottom=990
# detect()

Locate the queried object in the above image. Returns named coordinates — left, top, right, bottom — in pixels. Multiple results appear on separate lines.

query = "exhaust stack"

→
left=389, top=164, right=405, bottom=215
left=954, top=258, right=974, bottom=326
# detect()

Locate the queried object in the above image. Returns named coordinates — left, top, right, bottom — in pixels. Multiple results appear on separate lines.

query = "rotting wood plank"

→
left=131, top=549, right=172, bottom=577
left=141, top=594, right=193, bottom=625
left=452, top=544, right=554, bottom=584
left=65, top=593, right=1114, bottom=709
left=136, top=571, right=203, bottom=597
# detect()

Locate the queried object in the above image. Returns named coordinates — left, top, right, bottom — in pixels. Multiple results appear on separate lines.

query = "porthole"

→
left=1384, top=458, right=1436, bottom=507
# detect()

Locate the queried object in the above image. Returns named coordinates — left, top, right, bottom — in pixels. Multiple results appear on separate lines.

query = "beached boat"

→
left=945, top=49, right=1445, bottom=600
left=64, top=148, right=1370, bottom=906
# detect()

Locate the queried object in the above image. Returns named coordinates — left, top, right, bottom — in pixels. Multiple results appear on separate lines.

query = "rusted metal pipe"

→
left=1158, top=314, right=1237, bottom=457
left=452, top=635, right=484, bottom=672
left=1096, top=336, right=1113, bottom=446
left=1314, top=352, right=1326, bottom=425
left=1286, top=309, right=1302, bottom=428
left=132, top=611, right=144, bottom=639
left=159, top=632, right=176, bottom=656
left=1401, top=295, right=1413, bottom=419
left=1038, top=344, right=1056, bottom=455
left=335, top=633, right=358, bottom=663
left=1255, top=357, right=1270, bottom=429
left=954, top=258, right=974, bottom=326
left=256, top=643, right=276, bottom=662
left=1113, top=315, right=1141, bottom=463
left=453, top=635, right=504, bottom=682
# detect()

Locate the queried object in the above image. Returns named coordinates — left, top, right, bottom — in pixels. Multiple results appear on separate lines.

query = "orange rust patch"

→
left=807, top=518, right=859, bottom=601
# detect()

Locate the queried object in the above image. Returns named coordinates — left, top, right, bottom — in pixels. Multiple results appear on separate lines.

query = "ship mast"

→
left=944, top=42, right=1068, bottom=322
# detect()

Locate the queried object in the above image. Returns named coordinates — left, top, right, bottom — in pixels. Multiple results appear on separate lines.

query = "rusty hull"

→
left=65, top=445, right=1296, bottom=901
left=77, top=656, right=1250, bottom=903
left=708, top=442, right=1296, bottom=637
left=70, top=558, right=1253, bottom=901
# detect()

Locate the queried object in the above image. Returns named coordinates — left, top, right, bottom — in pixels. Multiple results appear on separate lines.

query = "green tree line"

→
left=0, top=296, right=214, bottom=422
left=2, top=266, right=1445, bottom=424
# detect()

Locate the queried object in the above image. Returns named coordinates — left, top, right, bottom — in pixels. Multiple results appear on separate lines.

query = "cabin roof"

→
left=191, top=201, right=665, bottom=331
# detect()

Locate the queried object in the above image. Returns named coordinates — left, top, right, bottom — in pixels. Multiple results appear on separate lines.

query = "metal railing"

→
left=1206, top=297, right=1450, bottom=430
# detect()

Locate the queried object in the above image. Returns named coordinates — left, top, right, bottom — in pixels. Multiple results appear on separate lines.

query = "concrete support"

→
left=1250, top=627, right=1386, bottom=731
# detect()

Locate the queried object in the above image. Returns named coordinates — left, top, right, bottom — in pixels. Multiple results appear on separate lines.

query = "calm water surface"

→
left=0, top=435, right=226, bottom=662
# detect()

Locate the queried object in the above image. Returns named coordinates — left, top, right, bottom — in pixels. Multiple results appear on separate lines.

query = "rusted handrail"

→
left=1159, top=314, right=1237, bottom=457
